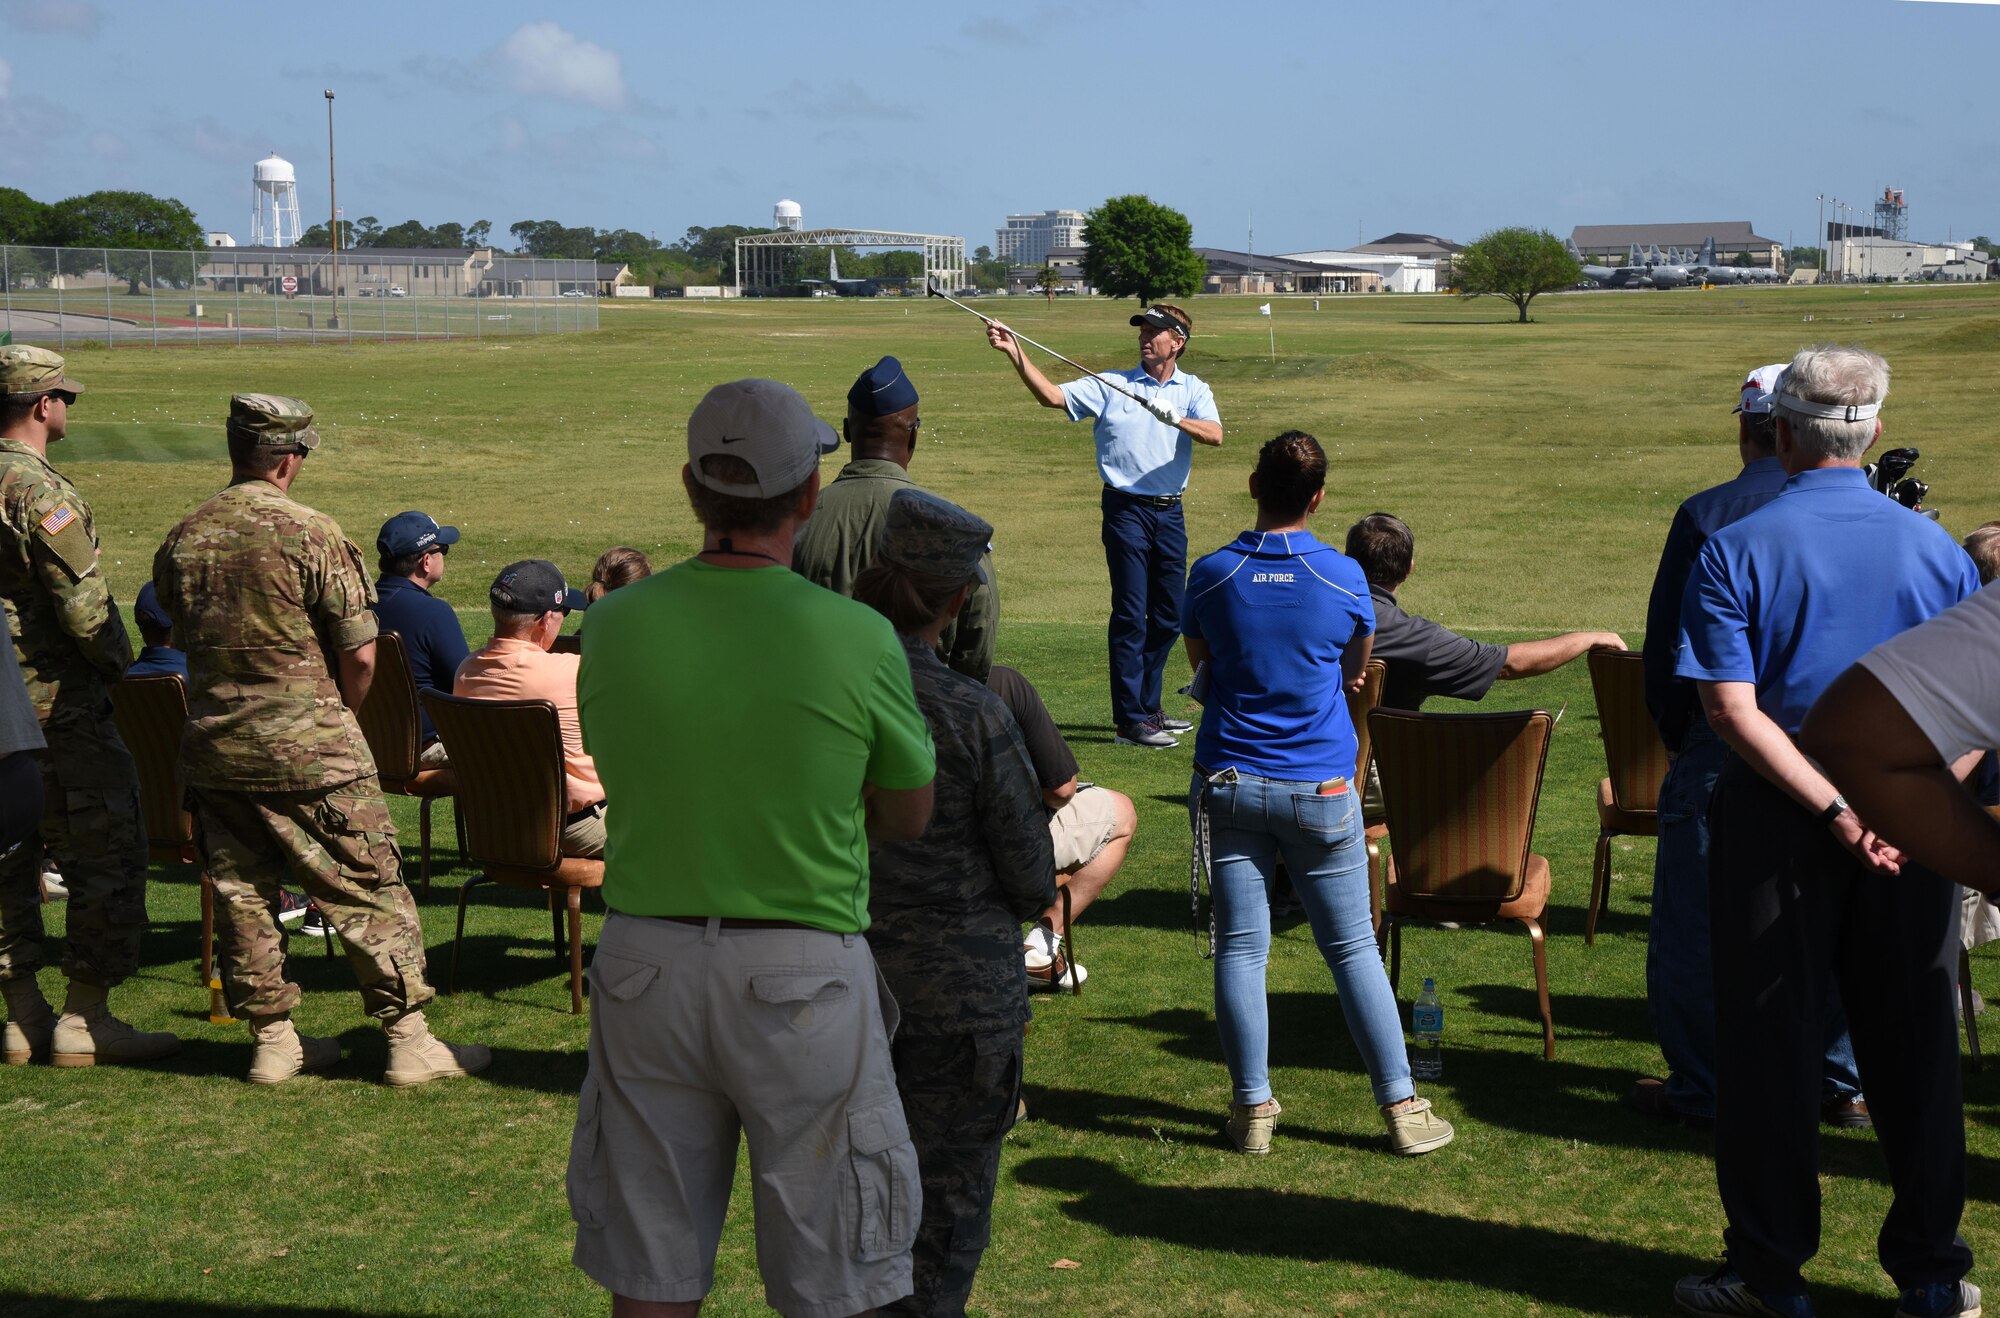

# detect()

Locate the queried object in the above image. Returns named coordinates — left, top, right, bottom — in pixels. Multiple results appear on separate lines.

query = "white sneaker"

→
left=1023, top=926, right=1060, bottom=972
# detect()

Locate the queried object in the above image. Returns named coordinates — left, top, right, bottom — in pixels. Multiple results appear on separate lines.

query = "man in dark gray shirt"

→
left=1344, top=513, right=1626, bottom=711
left=0, top=640, right=45, bottom=860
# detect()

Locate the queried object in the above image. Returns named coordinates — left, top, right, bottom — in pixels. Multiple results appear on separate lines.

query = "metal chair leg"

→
left=419, top=796, right=435, bottom=896
left=1586, top=829, right=1611, bottom=946
left=1059, top=883, right=1079, bottom=996
left=449, top=873, right=493, bottom=996
left=567, top=887, right=585, bottom=1015
left=1523, top=915, right=1554, bottom=1060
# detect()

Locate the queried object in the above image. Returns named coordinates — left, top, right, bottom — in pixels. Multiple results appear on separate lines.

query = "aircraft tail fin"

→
left=1700, top=237, right=1716, bottom=266
left=1630, top=242, right=1645, bottom=266
left=829, top=251, right=839, bottom=281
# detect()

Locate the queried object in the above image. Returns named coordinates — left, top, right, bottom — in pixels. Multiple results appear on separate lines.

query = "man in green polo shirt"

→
left=568, top=377, right=937, bottom=1317
left=794, top=355, right=999, bottom=681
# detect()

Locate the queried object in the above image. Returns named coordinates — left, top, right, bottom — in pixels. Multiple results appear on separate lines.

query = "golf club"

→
left=925, top=279, right=1156, bottom=410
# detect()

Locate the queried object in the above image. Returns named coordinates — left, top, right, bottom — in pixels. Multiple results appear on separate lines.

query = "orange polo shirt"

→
left=453, top=637, right=602, bottom=813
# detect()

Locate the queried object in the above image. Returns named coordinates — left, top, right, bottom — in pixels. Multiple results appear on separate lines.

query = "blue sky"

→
left=2, top=0, right=1995, bottom=253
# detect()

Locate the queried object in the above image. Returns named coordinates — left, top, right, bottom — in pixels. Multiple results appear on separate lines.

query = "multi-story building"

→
left=996, top=209, right=1087, bottom=266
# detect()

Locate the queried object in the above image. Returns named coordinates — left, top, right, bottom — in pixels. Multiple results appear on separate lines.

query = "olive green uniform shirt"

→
left=153, top=480, right=379, bottom=791
left=793, top=457, right=1000, bottom=682
left=0, top=437, right=132, bottom=725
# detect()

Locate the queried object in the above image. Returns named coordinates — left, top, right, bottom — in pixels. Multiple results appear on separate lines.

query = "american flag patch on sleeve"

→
left=39, top=504, right=77, bottom=536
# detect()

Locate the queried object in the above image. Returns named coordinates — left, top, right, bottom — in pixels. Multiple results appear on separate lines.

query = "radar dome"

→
left=255, top=153, right=297, bottom=187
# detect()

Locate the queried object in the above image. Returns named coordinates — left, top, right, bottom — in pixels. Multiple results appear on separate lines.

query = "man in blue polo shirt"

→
left=372, top=510, right=468, bottom=764
left=1629, top=364, right=1863, bottom=1131
left=1671, top=346, right=1977, bottom=1318
left=987, top=303, right=1222, bottom=748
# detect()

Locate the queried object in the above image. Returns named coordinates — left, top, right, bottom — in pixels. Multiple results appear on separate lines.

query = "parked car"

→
left=559, top=289, right=589, bottom=298
left=387, top=286, right=407, bottom=297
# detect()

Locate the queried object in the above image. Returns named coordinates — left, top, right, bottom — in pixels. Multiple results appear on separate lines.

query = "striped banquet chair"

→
left=1369, top=706, right=1558, bottom=1060
left=1584, top=649, right=1670, bottom=945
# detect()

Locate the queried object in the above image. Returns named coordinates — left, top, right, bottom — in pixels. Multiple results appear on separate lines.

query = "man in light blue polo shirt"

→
left=1670, top=346, right=1978, bottom=1318
left=988, top=303, right=1222, bottom=748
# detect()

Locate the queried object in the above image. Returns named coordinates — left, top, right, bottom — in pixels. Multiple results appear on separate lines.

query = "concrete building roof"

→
left=1570, top=222, right=1781, bottom=250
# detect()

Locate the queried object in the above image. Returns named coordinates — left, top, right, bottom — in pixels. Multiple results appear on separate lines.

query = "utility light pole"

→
left=325, top=89, right=338, bottom=328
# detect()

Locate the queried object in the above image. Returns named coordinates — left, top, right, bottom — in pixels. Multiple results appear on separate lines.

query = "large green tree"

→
left=0, top=187, right=53, bottom=246
left=43, top=190, right=202, bottom=293
left=1079, top=194, right=1204, bottom=305
left=1451, top=226, right=1581, bottom=323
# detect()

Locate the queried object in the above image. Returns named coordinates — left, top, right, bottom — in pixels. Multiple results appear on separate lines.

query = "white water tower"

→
left=250, top=152, right=302, bottom=248
left=774, top=199, right=802, bottom=231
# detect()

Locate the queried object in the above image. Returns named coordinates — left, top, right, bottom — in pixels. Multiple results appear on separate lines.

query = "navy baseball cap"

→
left=1130, top=306, right=1189, bottom=339
left=847, top=356, right=919, bottom=418
left=377, top=510, right=460, bottom=558
left=134, top=582, right=173, bottom=632
left=490, top=560, right=586, bottom=614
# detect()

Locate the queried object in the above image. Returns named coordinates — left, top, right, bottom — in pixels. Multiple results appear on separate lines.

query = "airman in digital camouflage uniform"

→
left=0, top=345, right=180, bottom=1068
left=858, top=488, right=1058, bottom=1318
left=153, top=393, right=489, bottom=1086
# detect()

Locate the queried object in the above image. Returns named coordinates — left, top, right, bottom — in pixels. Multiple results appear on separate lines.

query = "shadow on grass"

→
left=0, top=1299, right=440, bottom=1318
left=1006, top=1156, right=1891, bottom=1317
left=1025, top=1080, right=1382, bottom=1154
left=1060, top=884, right=1191, bottom=933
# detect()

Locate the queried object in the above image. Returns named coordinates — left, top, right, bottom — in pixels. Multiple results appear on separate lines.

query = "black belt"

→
left=565, top=801, right=606, bottom=825
left=1105, top=484, right=1182, bottom=508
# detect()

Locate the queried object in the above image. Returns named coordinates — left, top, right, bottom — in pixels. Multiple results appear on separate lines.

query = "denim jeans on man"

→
left=1102, top=488, right=1186, bottom=731
left=1195, top=770, right=1412, bottom=1108
left=1648, top=721, right=1861, bottom=1119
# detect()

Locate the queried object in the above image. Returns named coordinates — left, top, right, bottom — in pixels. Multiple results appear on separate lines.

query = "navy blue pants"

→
left=1709, top=754, right=1969, bottom=1295
left=1100, top=487, right=1186, bottom=730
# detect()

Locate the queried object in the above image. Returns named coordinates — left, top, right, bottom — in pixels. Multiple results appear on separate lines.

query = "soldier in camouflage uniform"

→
left=153, top=393, right=490, bottom=1086
left=0, top=345, right=180, bottom=1068
left=794, top=357, right=1001, bottom=681
left=857, top=488, right=1058, bottom=1318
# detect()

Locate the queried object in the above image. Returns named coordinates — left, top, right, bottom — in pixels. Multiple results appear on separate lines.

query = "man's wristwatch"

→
left=1816, top=794, right=1850, bottom=827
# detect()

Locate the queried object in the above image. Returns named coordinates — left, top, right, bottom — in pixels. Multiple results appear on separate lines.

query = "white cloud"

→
left=0, top=57, right=11, bottom=99
left=89, top=130, right=127, bottom=160
left=496, top=22, right=628, bottom=111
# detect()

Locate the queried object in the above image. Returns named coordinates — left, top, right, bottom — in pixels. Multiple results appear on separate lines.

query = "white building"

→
left=996, top=209, right=1087, bottom=266
left=1278, top=248, right=1438, bottom=293
left=1829, top=235, right=1991, bottom=281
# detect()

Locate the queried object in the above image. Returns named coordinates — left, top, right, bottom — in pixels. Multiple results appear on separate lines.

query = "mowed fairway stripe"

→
left=59, top=423, right=214, bottom=463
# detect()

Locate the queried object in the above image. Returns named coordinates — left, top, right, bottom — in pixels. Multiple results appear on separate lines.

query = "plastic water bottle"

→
left=1411, top=978, right=1443, bottom=1080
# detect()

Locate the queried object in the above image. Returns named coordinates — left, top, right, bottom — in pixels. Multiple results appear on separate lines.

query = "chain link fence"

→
left=0, top=245, right=600, bottom=348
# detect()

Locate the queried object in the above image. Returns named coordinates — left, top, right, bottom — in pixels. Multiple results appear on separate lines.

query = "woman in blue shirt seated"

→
left=1183, top=431, right=1454, bottom=1158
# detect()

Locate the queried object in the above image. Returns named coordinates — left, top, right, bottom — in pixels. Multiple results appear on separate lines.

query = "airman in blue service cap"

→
left=847, top=356, right=920, bottom=419
left=876, top=488, right=991, bottom=587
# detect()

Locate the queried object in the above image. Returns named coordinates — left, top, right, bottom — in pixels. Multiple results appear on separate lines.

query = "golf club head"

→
left=1874, top=447, right=1920, bottom=489
left=924, top=278, right=945, bottom=298
left=1893, top=477, right=1929, bottom=510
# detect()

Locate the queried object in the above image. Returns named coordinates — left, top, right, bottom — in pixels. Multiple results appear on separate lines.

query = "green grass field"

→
left=5, top=284, right=1998, bottom=1317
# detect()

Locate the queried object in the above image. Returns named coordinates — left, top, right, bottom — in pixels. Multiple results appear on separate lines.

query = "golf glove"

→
left=1144, top=399, right=1183, bottom=427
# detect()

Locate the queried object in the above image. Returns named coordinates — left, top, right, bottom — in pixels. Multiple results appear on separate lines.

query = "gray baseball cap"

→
left=686, top=379, right=838, bottom=498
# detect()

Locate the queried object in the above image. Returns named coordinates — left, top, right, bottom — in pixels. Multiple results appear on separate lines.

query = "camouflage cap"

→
left=227, top=393, right=321, bottom=451
left=876, top=488, right=992, bottom=586
left=0, top=344, right=85, bottom=397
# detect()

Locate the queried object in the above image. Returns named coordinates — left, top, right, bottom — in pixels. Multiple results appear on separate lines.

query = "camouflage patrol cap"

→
left=876, top=488, right=992, bottom=587
left=227, top=393, right=321, bottom=451
left=0, top=345, right=85, bottom=397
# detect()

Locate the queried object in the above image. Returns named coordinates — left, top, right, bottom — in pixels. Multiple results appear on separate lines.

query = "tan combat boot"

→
left=50, top=980, right=183, bottom=1067
left=382, top=1009, right=491, bottom=1087
left=247, top=1013, right=341, bottom=1084
left=2, top=976, right=56, bottom=1065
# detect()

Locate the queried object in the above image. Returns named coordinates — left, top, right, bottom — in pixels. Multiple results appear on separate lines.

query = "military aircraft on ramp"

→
left=1687, top=237, right=1784, bottom=285
left=1567, top=238, right=1654, bottom=288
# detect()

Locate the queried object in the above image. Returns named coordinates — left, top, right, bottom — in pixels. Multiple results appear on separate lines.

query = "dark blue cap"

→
left=490, top=559, right=587, bottom=615
left=377, top=510, right=461, bottom=559
left=846, top=356, right=919, bottom=419
left=134, top=582, right=173, bottom=632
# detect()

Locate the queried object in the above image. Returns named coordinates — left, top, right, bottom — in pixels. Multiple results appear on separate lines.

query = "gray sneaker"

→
left=1151, top=712, right=1195, bottom=734
left=1115, top=722, right=1177, bottom=748
left=1673, top=1265, right=1814, bottom=1317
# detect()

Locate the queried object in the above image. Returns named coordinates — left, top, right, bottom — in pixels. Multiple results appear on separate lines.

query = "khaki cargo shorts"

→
left=1049, top=784, right=1121, bottom=874
left=568, top=912, right=918, bottom=1317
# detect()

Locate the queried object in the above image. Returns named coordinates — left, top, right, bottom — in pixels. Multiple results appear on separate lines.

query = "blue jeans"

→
left=1648, top=721, right=1861, bottom=1118
left=1101, top=488, right=1186, bottom=729
left=1193, top=770, right=1414, bottom=1108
